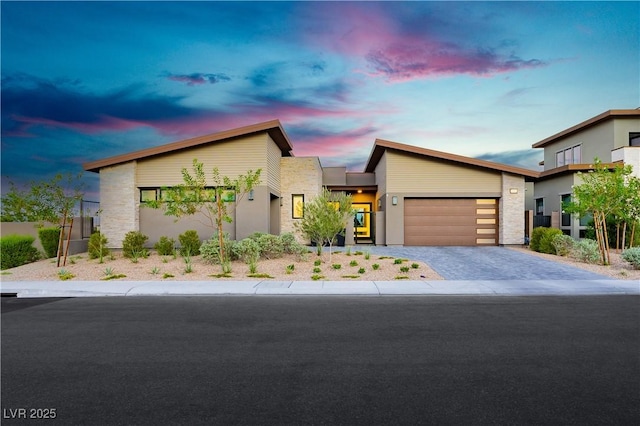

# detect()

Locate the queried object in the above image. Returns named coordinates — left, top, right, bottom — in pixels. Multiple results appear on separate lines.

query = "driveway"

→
left=365, top=246, right=612, bottom=280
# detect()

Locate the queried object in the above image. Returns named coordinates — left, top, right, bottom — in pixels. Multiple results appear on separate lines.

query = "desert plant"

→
left=349, top=260, right=358, bottom=267
left=233, top=238, right=261, bottom=264
left=372, top=263, right=380, bottom=270
left=358, top=267, right=365, bottom=274
left=285, top=264, right=295, bottom=274
left=57, top=268, right=75, bottom=281
left=163, top=273, right=174, bottom=279
left=313, top=267, right=321, bottom=273
left=621, top=247, right=640, bottom=269
left=346, top=247, right=352, bottom=256
left=529, top=227, right=547, bottom=252
left=1, top=234, right=40, bottom=269
left=179, top=230, right=201, bottom=256
left=249, top=261, right=258, bottom=274
left=88, top=231, right=109, bottom=262
left=222, top=261, right=232, bottom=275
left=364, top=251, right=371, bottom=260
left=400, top=266, right=410, bottom=273
left=552, top=234, right=576, bottom=257
left=393, top=258, right=403, bottom=264
left=122, top=231, right=149, bottom=258
left=104, top=266, right=114, bottom=276
left=411, top=263, right=419, bottom=269
left=332, top=264, right=342, bottom=270
left=150, top=266, right=160, bottom=275
left=201, top=232, right=231, bottom=264
left=38, top=227, right=61, bottom=258
left=573, top=239, right=601, bottom=264
left=183, top=254, right=193, bottom=273
left=314, top=259, right=322, bottom=266
left=154, top=236, right=176, bottom=256
left=539, top=228, right=564, bottom=255
left=311, top=274, right=324, bottom=281
left=254, top=233, right=284, bottom=259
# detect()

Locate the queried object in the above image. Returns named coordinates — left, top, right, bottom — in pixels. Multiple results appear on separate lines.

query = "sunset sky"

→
left=2, top=1, right=638, bottom=199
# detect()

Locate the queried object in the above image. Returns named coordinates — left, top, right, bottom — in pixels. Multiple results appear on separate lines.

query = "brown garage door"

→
left=404, top=198, right=498, bottom=246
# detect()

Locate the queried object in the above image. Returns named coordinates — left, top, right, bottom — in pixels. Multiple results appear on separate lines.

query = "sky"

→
left=1, top=1, right=638, bottom=200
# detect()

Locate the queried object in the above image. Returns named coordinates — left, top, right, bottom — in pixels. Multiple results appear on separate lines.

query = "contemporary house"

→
left=83, top=120, right=538, bottom=248
left=531, top=109, right=640, bottom=238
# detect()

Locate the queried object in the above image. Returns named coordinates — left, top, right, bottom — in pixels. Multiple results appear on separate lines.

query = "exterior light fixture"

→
left=392, top=196, right=398, bottom=205
left=509, top=188, right=518, bottom=194
left=357, top=189, right=362, bottom=194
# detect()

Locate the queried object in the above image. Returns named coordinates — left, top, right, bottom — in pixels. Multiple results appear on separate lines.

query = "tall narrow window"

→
left=292, top=194, right=304, bottom=219
left=535, top=198, right=544, bottom=216
left=572, top=145, right=581, bottom=163
left=561, top=194, right=571, bottom=227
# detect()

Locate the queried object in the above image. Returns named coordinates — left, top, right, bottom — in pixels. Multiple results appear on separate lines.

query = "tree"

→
left=146, top=159, right=261, bottom=264
left=296, top=188, right=354, bottom=262
left=1, top=173, right=85, bottom=224
left=563, top=159, right=640, bottom=264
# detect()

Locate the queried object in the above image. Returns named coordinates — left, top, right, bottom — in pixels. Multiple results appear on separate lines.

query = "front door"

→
left=353, top=203, right=372, bottom=239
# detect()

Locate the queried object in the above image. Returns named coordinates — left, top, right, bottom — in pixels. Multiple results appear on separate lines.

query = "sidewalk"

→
left=2, top=279, right=638, bottom=298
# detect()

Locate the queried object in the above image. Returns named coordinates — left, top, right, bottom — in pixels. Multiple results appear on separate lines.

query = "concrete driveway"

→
left=365, top=246, right=612, bottom=280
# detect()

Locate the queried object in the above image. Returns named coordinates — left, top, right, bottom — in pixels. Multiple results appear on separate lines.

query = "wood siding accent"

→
left=266, top=135, right=282, bottom=191
left=404, top=198, right=499, bottom=246
left=375, top=152, right=387, bottom=199
left=386, top=151, right=501, bottom=193
left=136, top=134, right=268, bottom=187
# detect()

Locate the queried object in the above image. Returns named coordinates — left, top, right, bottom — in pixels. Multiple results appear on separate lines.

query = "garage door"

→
left=404, top=198, right=498, bottom=246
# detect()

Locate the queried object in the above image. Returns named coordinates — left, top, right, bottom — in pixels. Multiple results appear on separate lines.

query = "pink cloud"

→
left=302, top=3, right=546, bottom=82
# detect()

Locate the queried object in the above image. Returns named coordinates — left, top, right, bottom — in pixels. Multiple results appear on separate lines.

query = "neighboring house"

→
left=532, top=109, right=640, bottom=239
left=84, top=119, right=537, bottom=248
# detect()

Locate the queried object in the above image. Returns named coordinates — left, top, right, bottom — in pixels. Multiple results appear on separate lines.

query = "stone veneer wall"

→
left=100, top=162, right=138, bottom=248
left=280, top=157, right=322, bottom=243
left=499, top=172, right=525, bottom=245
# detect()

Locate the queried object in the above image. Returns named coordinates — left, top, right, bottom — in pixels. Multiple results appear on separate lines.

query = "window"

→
left=555, top=144, right=582, bottom=167
left=140, top=189, right=158, bottom=202
left=630, top=132, right=640, bottom=147
left=535, top=198, right=544, bottom=216
left=292, top=194, right=304, bottom=219
left=561, top=194, right=571, bottom=227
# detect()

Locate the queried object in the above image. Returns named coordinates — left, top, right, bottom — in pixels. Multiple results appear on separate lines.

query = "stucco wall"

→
left=280, top=157, right=322, bottom=242
left=100, top=162, right=138, bottom=248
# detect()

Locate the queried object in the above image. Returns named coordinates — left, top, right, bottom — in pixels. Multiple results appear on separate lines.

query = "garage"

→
left=404, top=198, right=498, bottom=246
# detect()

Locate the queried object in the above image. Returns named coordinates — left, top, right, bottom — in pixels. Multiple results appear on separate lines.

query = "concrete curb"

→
left=1, top=279, right=638, bottom=298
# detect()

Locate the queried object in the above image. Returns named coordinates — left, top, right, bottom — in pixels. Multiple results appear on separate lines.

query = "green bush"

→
left=552, top=234, right=576, bottom=257
left=88, top=231, right=110, bottom=260
left=38, top=226, right=61, bottom=258
left=539, top=228, right=564, bottom=254
left=530, top=227, right=546, bottom=252
left=122, top=231, right=149, bottom=258
left=178, top=230, right=201, bottom=256
left=621, top=247, right=640, bottom=269
left=1, top=234, right=39, bottom=269
left=254, top=233, right=284, bottom=259
left=200, top=233, right=231, bottom=264
left=233, top=238, right=261, bottom=264
left=154, top=236, right=176, bottom=256
left=573, top=239, right=601, bottom=264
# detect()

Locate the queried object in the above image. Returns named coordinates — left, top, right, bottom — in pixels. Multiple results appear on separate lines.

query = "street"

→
left=2, top=296, right=639, bottom=425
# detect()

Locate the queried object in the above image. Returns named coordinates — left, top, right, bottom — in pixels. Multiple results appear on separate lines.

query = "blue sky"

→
left=2, top=1, right=638, bottom=199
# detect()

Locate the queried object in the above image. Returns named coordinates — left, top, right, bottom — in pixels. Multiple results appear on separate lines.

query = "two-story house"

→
left=531, top=109, right=640, bottom=238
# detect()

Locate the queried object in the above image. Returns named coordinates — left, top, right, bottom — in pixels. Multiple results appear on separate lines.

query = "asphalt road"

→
left=2, top=296, right=639, bottom=425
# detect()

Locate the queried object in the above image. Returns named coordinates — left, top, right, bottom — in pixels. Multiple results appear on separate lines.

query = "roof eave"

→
left=83, top=119, right=293, bottom=173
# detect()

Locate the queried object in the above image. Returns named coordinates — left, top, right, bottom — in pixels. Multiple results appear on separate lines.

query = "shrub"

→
left=122, top=231, right=149, bottom=258
left=358, top=267, right=365, bottom=274
left=280, top=233, right=301, bottom=254
left=621, top=247, right=640, bottom=269
left=393, top=258, right=403, bottom=264
left=529, top=227, right=546, bottom=252
left=255, top=233, right=284, bottom=259
left=332, top=264, right=341, bottom=270
left=201, top=233, right=231, bottom=264
left=552, top=234, right=576, bottom=257
left=372, top=264, right=380, bottom=270
left=400, top=266, right=410, bottom=273
left=539, top=228, right=564, bottom=254
left=154, top=236, right=176, bottom=256
left=38, top=227, right=61, bottom=258
left=88, top=232, right=109, bottom=260
left=233, top=238, right=261, bottom=264
left=1, top=235, right=39, bottom=269
left=179, top=230, right=201, bottom=256
left=573, top=239, right=601, bottom=264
